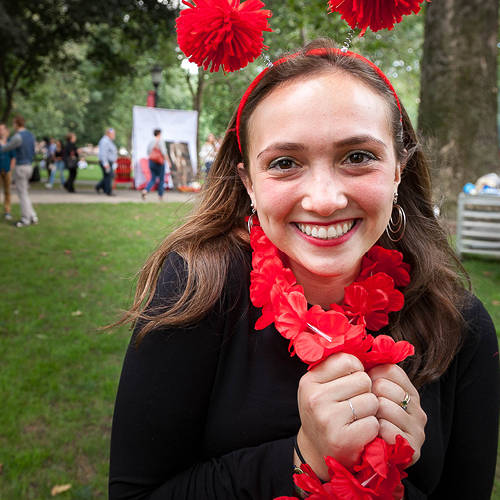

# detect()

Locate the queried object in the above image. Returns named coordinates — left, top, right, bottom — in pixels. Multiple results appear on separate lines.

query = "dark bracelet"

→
left=293, top=436, right=309, bottom=499
left=294, top=435, right=307, bottom=464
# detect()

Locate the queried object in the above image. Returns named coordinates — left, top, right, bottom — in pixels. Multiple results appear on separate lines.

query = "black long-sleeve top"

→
left=62, top=141, right=78, bottom=163
left=109, top=252, right=500, bottom=499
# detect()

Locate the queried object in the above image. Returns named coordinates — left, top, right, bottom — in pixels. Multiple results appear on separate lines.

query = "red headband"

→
left=235, top=48, right=402, bottom=153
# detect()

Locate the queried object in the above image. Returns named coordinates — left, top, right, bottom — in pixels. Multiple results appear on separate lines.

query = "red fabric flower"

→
left=343, top=273, right=404, bottom=331
left=288, top=306, right=369, bottom=365
left=328, top=0, right=427, bottom=36
left=176, top=0, right=272, bottom=73
left=250, top=255, right=295, bottom=307
left=357, top=335, right=415, bottom=371
left=276, top=437, right=413, bottom=500
left=358, top=246, right=411, bottom=287
left=322, top=455, right=379, bottom=499
left=353, top=436, right=414, bottom=499
left=250, top=222, right=280, bottom=256
left=274, top=290, right=309, bottom=339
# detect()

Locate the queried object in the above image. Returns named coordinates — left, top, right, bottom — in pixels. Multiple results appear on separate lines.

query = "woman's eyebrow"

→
left=256, top=135, right=388, bottom=158
left=334, top=134, right=388, bottom=150
left=257, top=142, right=308, bottom=158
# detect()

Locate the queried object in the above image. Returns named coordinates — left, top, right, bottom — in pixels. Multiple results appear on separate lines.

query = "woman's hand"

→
left=296, top=353, right=380, bottom=481
left=368, top=363, right=427, bottom=465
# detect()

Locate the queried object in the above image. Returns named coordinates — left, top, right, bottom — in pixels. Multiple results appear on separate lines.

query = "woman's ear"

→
left=394, top=150, right=406, bottom=189
left=399, top=148, right=408, bottom=174
left=238, top=163, right=254, bottom=200
left=395, top=163, right=402, bottom=187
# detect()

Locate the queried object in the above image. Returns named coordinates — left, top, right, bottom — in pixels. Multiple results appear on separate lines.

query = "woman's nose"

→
left=300, top=169, right=348, bottom=216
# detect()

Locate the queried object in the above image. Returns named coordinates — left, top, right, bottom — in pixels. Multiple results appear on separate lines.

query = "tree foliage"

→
left=0, top=0, right=178, bottom=121
left=3, top=0, right=425, bottom=157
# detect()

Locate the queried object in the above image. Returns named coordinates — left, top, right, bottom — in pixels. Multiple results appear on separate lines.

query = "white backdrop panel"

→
left=132, top=106, right=198, bottom=188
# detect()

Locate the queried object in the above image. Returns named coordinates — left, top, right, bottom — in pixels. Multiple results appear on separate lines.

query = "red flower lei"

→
left=248, top=218, right=415, bottom=500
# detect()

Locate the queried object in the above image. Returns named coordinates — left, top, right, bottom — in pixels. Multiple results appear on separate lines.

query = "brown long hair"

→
left=117, top=39, right=468, bottom=388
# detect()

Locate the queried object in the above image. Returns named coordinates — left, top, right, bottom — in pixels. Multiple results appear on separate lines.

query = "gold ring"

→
left=347, top=399, right=357, bottom=422
left=401, top=391, right=411, bottom=411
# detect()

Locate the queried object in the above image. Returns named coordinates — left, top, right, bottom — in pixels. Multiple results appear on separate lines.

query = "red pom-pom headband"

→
left=235, top=48, right=402, bottom=153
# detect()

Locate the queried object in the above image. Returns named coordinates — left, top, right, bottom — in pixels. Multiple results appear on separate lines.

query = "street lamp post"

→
left=151, top=64, right=163, bottom=107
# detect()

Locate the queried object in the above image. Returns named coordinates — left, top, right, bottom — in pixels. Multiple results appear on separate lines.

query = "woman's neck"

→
left=281, top=255, right=361, bottom=309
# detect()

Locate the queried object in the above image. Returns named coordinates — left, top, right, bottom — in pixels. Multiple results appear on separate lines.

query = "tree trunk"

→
left=418, top=0, right=499, bottom=216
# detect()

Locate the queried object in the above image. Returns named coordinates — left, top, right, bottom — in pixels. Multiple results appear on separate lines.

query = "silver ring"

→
left=401, top=391, right=411, bottom=411
left=347, top=399, right=357, bottom=422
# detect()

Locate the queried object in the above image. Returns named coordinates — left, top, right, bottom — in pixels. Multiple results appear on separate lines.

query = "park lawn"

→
left=1, top=204, right=499, bottom=499
left=0, top=202, right=190, bottom=500
left=73, top=163, right=103, bottom=182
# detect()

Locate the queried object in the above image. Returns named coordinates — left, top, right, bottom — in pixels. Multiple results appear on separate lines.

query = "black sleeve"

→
left=404, top=296, right=500, bottom=499
left=62, top=143, right=69, bottom=162
left=108, top=253, right=296, bottom=500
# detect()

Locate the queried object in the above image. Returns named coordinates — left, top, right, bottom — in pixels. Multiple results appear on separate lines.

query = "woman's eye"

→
left=344, top=151, right=377, bottom=165
left=268, top=157, right=297, bottom=171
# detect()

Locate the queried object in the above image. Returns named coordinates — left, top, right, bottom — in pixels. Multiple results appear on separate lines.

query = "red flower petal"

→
left=357, top=335, right=415, bottom=371
left=294, top=463, right=336, bottom=498
left=328, top=0, right=427, bottom=36
left=354, top=436, right=413, bottom=498
left=176, top=0, right=272, bottom=73
left=275, top=291, right=308, bottom=339
left=323, top=455, right=379, bottom=499
left=305, top=326, right=371, bottom=368
left=294, top=331, right=330, bottom=364
left=250, top=255, right=295, bottom=307
left=254, top=310, right=275, bottom=329
left=364, top=311, right=390, bottom=331
left=359, top=246, right=411, bottom=287
left=344, top=273, right=405, bottom=331
left=314, top=308, right=354, bottom=338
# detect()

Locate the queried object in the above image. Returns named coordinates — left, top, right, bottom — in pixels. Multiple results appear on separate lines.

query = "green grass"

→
left=37, top=156, right=121, bottom=183
left=73, top=163, right=104, bottom=182
left=1, top=205, right=499, bottom=499
left=0, top=202, right=190, bottom=499
left=462, top=256, right=500, bottom=330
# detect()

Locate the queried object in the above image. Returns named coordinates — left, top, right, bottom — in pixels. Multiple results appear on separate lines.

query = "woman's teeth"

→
left=296, top=220, right=355, bottom=240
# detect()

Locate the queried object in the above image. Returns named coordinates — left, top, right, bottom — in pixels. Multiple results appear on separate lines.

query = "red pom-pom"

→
left=176, top=0, right=272, bottom=73
left=328, top=0, right=427, bottom=36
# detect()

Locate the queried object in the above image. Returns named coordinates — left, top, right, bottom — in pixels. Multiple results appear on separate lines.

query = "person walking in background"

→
left=62, top=132, right=79, bottom=193
left=198, top=133, right=217, bottom=176
left=0, top=122, right=16, bottom=221
left=96, top=128, right=117, bottom=196
left=45, top=139, right=64, bottom=189
left=44, top=137, right=57, bottom=188
left=141, top=129, right=167, bottom=201
left=0, top=115, right=38, bottom=227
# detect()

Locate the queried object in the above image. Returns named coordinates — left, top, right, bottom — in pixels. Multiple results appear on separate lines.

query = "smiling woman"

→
left=108, top=39, right=499, bottom=500
left=239, top=72, right=401, bottom=304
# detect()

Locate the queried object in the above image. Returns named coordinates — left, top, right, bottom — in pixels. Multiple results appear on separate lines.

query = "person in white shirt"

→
left=96, top=128, right=118, bottom=196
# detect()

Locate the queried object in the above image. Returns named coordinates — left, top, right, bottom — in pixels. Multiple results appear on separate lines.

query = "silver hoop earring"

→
left=385, top=194, right=406, bottom=242
left=247, top=203, right=256, bottom=234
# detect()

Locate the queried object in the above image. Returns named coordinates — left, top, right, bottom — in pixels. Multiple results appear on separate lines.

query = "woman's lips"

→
left=295, top=220, right=356, bottom=240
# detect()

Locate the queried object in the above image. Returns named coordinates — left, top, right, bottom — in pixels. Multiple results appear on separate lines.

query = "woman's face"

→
left=241, top=72, right=401, bottom=286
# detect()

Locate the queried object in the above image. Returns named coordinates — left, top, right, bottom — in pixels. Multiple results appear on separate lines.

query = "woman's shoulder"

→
left=461, top=293, right=496, bottom=337
left=154, top=249, right=251, bottom=306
